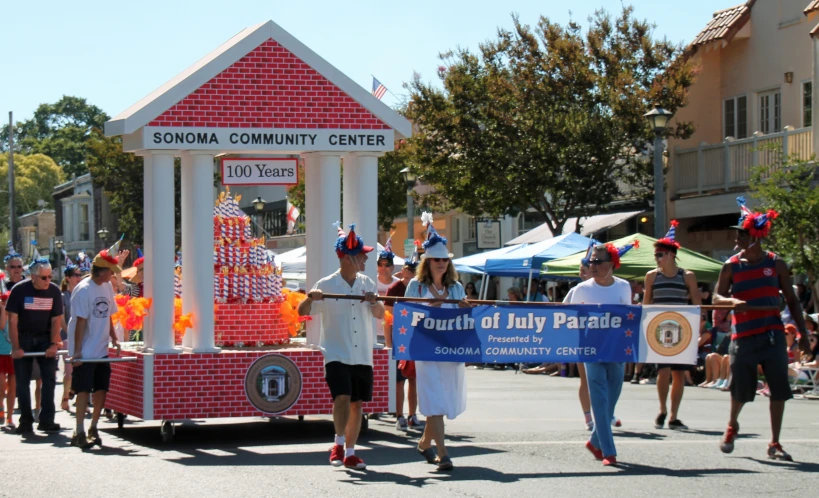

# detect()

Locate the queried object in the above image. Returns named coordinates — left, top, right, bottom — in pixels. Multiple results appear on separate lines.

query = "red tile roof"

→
left=806, top=1, right=819, bottom=15
left=691, top=2, right=752, bottom=47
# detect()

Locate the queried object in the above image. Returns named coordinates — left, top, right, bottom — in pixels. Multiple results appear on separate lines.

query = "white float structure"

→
left=105, top=20, right=411, bottom=355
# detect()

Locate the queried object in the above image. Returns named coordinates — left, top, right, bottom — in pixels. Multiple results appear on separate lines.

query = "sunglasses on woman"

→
left=431, top=258, right=449, bottom=263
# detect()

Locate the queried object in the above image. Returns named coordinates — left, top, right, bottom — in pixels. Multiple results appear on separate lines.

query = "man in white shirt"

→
left=68, top=246, right=122, bottom=449
left=568, top=242, right=635, bottom=467
left=298, top=223, right=385, bottom=470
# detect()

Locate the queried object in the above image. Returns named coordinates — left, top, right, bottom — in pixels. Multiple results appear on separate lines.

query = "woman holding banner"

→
left=568, top=242, right=636, bottom=466
left=406, top=213, right=470, bottom=472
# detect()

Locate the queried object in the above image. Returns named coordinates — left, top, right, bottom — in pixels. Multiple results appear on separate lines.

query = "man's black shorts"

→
left=71, top=361, right=112, bottom=394
left=729, top=331, right=792, bottom=403
left=325, top=361, right=373, bottom=402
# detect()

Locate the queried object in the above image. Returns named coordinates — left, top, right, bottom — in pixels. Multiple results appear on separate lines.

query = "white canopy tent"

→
left=274, top=244, right=404, bottom=283
left=506, top=210, right=643, bottom=246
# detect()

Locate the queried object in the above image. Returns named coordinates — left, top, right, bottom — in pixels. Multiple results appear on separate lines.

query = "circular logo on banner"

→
left=646, top=312, right=693, bottom=357
left=244, top=354, right=302, bottom=414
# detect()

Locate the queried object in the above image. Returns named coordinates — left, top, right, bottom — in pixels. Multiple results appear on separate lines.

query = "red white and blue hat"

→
left=730, top=196, right=778, bottom=238
left=379, top=231, right=396, bottom=262
left=655, top=220, right=681, bottom=251
left=405, top=240, right=421, bottom=269
left=604, top=239, right=639, bottom=269
left=334, top=221, right=374, bottom=258
left=580, top=238, right=599, bottom=267
left=420, top=212, right=452, bottom=259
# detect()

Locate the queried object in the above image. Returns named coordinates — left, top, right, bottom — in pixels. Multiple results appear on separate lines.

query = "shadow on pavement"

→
left=338, top=463, right=759, bottom=487
left=614, top=431, right=667, bottom=441
left=741, top=457, right=819, bottom=473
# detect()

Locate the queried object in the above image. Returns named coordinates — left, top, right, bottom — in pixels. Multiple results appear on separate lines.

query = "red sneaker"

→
left=767, top=443, right=793, bottom=461
left=344, top=454, right=367, bottom=470
left=602, top=456, right=617, bottom=466
left=329, top=445, right=344, bottom=467
left=585, top=441, right=603, bottom=460
left=720, top=425, right=738, bottom=454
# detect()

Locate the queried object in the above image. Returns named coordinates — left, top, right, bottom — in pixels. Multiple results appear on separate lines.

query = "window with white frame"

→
left=466, top=217, right=476, bottom=241
left=758, top=90, right=781, bottom=134
left=79, top=204, right=90, bottom=241
left=452, top=217, right=460, bottom=243
left=723, top=95, right=748, bottom=139
left=803, top=81, right=812, bottom=128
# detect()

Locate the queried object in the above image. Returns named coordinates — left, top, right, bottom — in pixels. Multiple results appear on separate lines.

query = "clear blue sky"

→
left=1, top=0, right=736, bottom=123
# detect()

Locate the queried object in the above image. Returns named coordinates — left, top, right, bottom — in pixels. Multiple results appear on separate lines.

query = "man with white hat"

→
left=298, top=222, right=384, bottom=470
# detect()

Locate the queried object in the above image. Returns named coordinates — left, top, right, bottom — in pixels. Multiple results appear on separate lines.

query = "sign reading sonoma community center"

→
left=391, top=303, right=701, bottom=364
left=132, top=127, right=395, bottom=152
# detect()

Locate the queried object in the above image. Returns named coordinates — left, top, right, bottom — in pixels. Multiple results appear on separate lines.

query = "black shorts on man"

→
left=325, top=361, right=373, bottom=402
left=71, top=361, right=112, bottom=394
left=729, top=331, right=792, bottom=403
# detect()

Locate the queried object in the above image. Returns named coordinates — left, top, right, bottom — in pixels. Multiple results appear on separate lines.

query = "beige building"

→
left=669, top=0, right=819, bottom=260
left=17, top=209, right=56, bottom=261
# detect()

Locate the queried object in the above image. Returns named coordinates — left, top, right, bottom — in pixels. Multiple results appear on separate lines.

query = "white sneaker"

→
left=407, top=414, right=425, bottom=429
left=395, top=415, right=408, bottom=431
left=585, top=420, right=594, bottom=431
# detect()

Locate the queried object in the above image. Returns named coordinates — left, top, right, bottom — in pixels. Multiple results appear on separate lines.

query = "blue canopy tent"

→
left=452, top=244, right=524, bottom=299
left=483, top=233, right=591, bottom=300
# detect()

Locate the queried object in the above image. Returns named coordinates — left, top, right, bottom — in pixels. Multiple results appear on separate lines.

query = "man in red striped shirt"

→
left=714, top=197, right=810, bottom=461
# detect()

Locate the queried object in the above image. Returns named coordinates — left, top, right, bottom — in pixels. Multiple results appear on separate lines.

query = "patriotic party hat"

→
left=656, top=220, right=681, bottom=251
left=580, top=238, right=599, bottom=267
left=604, top=239, right=639, bottom=269
left=731, top=196, right=778, bottom=238
left=93, top=235, right=124, bottom=273
left=4, top=241, right=22, bottom=263
left=334, top=222, right=374, bottom=257
left=405, top=240, right=422, bottom=269
left=379, top=231, right=396, bottom=262
left=421, top=212, right=452, bottom=259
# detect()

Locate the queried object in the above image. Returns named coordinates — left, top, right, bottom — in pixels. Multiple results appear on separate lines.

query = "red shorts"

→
left=0, top=355, right=13, bottom=375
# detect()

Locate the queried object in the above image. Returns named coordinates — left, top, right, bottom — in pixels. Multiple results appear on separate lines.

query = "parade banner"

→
left=391, top=303, right=701, bottom=364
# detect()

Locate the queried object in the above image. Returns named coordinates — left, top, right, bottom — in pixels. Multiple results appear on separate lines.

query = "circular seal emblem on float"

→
left=244, top=354, right=302, bottom=414
left=646, top=312, right=693, bottom=357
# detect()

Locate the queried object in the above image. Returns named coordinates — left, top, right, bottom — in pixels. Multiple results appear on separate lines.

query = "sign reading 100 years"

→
left=220, top=158, right=298, bottom=186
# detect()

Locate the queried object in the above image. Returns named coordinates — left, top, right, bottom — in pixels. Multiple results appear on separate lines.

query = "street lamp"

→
left=644, top=106, right=674, bottom=239
left=55, top=238, right=64, bottom=275
left=252, top=196, right=265, bottom=237
left=400, top=167, right=417, bottom=240
left=97, top=228, right=109, bottom=252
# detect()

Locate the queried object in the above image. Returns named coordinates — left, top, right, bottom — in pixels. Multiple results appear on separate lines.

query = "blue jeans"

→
left=13, top=335, right=57, bottom=426
left=586, top=362, right=624, bottom=457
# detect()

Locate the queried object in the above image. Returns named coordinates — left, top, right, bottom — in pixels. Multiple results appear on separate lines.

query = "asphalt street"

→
left=1, top=368, right=817, bottom=497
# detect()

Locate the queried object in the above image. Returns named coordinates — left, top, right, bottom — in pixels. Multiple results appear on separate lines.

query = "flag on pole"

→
left=286, top=200, right=300, bottom=234
left=371, top=77, right=387, bottom=100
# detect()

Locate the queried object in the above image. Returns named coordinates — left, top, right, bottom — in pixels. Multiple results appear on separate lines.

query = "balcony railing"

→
left=673, top=126, right=813, bottom=195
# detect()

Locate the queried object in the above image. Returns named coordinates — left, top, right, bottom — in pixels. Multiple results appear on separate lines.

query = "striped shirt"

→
left=651, top=269, right=690, bottom=305
left=729, top=251, right=783, bottom=339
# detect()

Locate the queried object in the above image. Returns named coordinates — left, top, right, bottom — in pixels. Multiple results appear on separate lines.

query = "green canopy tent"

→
left=540, top=233, right=725, bottom=283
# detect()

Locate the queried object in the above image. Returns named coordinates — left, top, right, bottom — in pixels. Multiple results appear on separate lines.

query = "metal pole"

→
left=406, top=191, right=414, bottom=241
left=653, top=133, right=666, bottom=238
left=8, top=112, right=16, bottom=248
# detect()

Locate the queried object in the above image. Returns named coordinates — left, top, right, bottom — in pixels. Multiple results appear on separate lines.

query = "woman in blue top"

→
left=406, top=213, right=470, bottom=472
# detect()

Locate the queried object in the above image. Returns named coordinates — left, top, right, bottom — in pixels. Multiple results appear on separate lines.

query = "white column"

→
left=342, top=153, right=380, bottom=285
left=189, top=152, right=217, bottom=352
left=151, top=152, right=179, bottom=354
left=141, top=154, right=154, bottom=350
left=180, top=155, right=195, bottom=349
left=303, top=152, right=341, bottom=346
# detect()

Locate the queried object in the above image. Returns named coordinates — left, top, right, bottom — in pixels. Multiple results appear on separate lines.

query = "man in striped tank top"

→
left=714, top=197, right=810, bottom=461
left=644, top=221, right=701, bottom=431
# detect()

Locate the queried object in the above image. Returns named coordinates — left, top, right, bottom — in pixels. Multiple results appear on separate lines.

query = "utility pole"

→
left=8, top=112, right=16, bottom=249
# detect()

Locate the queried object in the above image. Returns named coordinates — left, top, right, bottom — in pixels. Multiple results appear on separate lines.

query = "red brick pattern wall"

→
left=151, top=348, right=389, bottom=420
left=148, top=39, right=389, bottom=130
left=210, top=302, right=291, bottom=347
left=105, top=350, right=144, bottom=418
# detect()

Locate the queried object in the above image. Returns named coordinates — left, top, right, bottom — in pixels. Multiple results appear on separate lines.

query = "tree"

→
left=0, top=153, right=65, bottom=222
left=85, top=129, right=145, bottom=242
left=406, top=7, right=696, bottom=235
left=286, top=154, right=410, bottom=233
left=1, top=96, right=109, bottom=177
left=750, top=152, right=819, bottom=307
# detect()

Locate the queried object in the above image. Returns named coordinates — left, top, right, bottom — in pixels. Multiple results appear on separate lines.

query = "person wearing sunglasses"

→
left=566, top=241, right=635, bottom=467
left=6, top=256, right=64, bottom=435
left=643, top=221, right=702, bottom=432
left=713, top=197, right=810, bottom=461
left=67, top=245, right=123, bottom=449
left=405, top=212, right=471, bottom=472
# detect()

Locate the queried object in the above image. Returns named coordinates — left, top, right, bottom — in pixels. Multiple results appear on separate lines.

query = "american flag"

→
left=371, top=77, right=387, bottom=100
left=24, top=297, right=53, bottom=311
